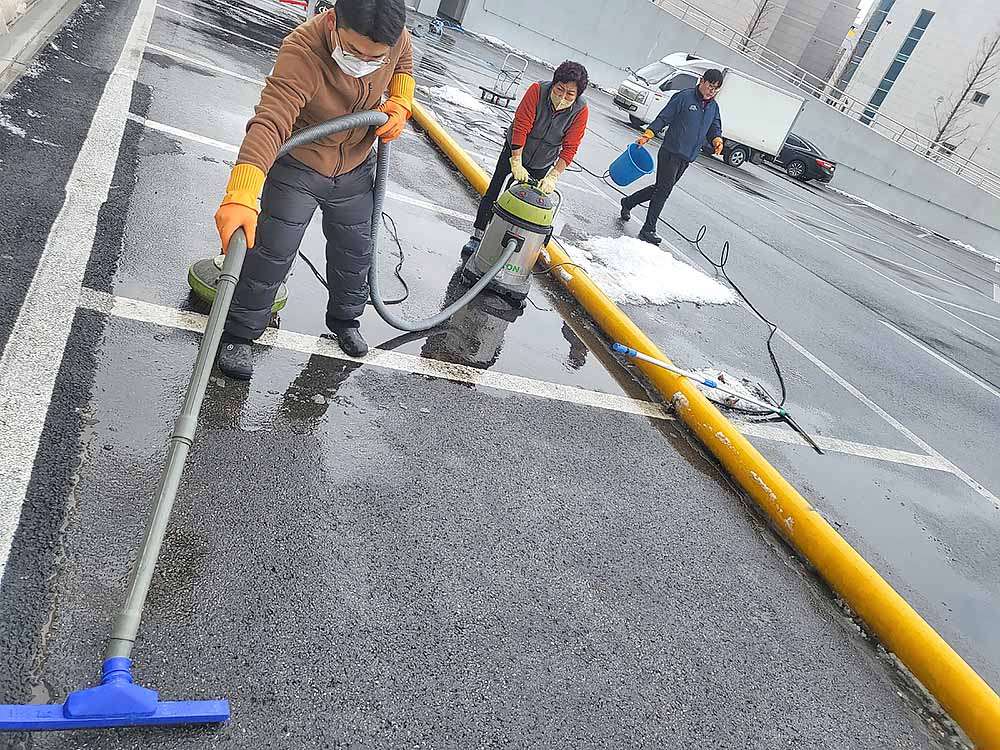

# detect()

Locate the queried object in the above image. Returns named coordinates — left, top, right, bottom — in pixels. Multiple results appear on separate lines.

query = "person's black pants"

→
left=474, top=143, right=551, bottom=232
left=622, top=148, right=690, bottom=232
left=225, top=153, right=375, bottom=341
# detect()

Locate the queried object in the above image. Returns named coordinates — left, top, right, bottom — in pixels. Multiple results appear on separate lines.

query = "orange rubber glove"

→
left=637, top=129, right=654, bottom=146
left=376, top=73, right=415, bottom=142
left=713, top=137, right=724, bottom=156
left=376, top=99, right=409, bottom=142
left=215, top=163, right=265, bottom=253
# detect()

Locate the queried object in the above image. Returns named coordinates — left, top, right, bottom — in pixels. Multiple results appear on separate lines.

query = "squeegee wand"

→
left=611, top=343, right=824, bottom=455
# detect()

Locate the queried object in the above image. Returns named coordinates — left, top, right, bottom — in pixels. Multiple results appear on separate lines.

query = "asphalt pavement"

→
left=403, top=24, right=1000, bottom=696
left=0, top=0, right=990, bottom=747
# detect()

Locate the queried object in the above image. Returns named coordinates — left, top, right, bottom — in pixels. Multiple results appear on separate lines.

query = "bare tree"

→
left=740, top=0, right=781, bottom=52
left=932, top=29, right=1000, bottom=156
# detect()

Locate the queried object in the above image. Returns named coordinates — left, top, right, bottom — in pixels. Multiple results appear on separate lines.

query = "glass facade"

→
left=835, top=0, right=897, bottom=91
left=860, top=9, right=935, bottom=124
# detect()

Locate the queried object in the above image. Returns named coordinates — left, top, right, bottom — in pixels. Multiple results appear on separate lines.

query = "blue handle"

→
left=611, top=342, right=637, bottom=356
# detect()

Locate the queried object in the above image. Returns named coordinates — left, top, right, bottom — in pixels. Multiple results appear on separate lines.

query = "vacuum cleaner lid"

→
left=496, top=184, right=557, bottom=230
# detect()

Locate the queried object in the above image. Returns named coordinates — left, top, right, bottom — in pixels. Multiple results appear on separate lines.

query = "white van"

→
left=614, top=53, right=716, bottom=129
left=613, top=53, right=805, bottom=169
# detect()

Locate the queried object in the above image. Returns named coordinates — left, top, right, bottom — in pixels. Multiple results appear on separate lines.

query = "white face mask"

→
left=332, top=46, right=385, bottom=78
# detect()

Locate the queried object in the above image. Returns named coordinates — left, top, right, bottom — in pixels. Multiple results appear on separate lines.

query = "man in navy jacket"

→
left=620, top=69, right=724, bottom=245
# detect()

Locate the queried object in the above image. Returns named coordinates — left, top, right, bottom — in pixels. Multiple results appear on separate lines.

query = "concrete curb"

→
left=411, top=100, right=1000, bottom=749
left=0, top=0, right=82, bottom=93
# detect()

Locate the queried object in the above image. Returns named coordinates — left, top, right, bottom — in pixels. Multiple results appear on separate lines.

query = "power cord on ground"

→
left=298, top=212, right=409, bottom=306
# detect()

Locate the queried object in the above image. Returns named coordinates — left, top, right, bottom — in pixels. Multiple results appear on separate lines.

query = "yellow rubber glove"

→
left=538, top=168, right=559, bottom=195
left=637, top=129, right=654, bottom=146
left=376, top=73, right=414, bottom=142
left=713, top=137, right=724, bottom=155
left=215, top=163, right=265, bottom=253
left=510, top=150, right=530, bottom=183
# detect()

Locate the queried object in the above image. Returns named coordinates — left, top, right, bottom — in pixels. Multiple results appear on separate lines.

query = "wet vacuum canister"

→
left=463, top=182, right=560, bottom=303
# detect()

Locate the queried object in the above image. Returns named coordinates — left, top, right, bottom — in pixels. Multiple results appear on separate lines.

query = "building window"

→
left=835, top=0, right=896, bottom=91
left=973, top=91, right=991, bottom=106
left=860, top=9, right=934, bottom=125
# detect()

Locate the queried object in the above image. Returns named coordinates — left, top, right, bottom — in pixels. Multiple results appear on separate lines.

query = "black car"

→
left=768, top=133, right=837, bottom=183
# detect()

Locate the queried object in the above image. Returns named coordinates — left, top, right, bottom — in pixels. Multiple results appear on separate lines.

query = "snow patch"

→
left=832, top=186, right=999, bottom=263
left=560, top=236, right=737, bottom=306
left=417, top=84, right=489, bottom=113
left=948, top=238, right=999, bottom=264
left=0, top=113, right=26, bottom=138
left=472, top=34, right=553, bottom=70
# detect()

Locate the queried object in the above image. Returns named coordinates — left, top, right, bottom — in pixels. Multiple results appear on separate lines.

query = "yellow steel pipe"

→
left=412, top=100, right=1000, bottom=748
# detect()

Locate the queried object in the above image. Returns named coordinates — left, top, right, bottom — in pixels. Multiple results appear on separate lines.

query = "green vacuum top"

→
left=496, top=184, right=557, bottom=229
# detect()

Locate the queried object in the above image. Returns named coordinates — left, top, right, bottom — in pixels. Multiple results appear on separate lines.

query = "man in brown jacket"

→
left=214, top=0, right=415, bottom=379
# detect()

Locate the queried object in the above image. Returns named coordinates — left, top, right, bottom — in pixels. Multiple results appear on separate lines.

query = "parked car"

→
left=766, top=133, right=837, bottom=183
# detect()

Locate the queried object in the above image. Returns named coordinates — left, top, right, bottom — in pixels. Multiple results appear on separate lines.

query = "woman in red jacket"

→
left=462, top=61, right=590, bottom=257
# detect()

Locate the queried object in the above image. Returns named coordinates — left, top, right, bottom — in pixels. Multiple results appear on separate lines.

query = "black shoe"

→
left=638, top=228, right=662, bottom=245
left=331, top=325, right=369, bottom=357
left=217, top=341, right=254, bottom=380
left=619, top=199, right=631, bottom=222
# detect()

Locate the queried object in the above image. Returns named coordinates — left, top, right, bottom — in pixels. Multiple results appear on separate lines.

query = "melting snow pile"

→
left=417, top=84, right=489, bottom=114
left=562, top=236, right=737, bottom=306
left=475, top=34, right=553, bottom=69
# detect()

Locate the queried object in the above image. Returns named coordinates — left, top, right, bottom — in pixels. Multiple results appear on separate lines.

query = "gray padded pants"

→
left=225, top=152, right=375, bottom=341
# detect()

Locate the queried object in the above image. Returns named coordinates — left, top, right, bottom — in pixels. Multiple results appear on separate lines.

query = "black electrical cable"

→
left=570, top=156, right=789, bottom=410
left=298, top=212, right=409, bottom=306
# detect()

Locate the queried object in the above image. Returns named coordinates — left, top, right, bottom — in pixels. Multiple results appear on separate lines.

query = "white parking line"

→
left=145, top=43, right=265, bottom=85
left=995, top=263, right=1000, bottom=304
left=696, top=169, right=1000, bottom=508
left=77, top=290, right=953, bottom=473
left=701, top=168, right=1000, bottom=347
left=82, top=289, right=671, bottom=420
left=0, top=0, right=156, bottom=581
left=131, top=114, right=476, bottom=224
left=881, top=321, right=1000, bottom=401
left=735, top=423, right=951, bottom=472
left=128, top=113, right=240, bottom=153
left=913, top=292, right=1000, bottom=323
left=156, top=4, right=280, bottom=51
left=777, top=329, right=1000, bottom=509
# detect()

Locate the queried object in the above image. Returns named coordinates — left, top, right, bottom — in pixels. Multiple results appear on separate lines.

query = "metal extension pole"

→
left=106, top=232, right=248, bottom=659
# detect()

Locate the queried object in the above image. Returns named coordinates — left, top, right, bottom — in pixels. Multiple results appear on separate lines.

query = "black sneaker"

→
left=331, top=325, right=369, bottom=357
left=619, top=199, right=631, bottom=222
left=461, top=236, right=481, bottom=258
left=638, top=227, right=662, bottom=246
left=217, top=342, right=254, bottom=380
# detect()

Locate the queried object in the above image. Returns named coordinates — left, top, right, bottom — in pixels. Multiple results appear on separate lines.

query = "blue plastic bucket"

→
left=608, top=143, right=654, bottom=186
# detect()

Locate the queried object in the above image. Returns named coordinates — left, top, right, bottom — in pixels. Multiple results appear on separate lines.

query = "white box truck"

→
left=613, top=53, right=805, bottom=169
